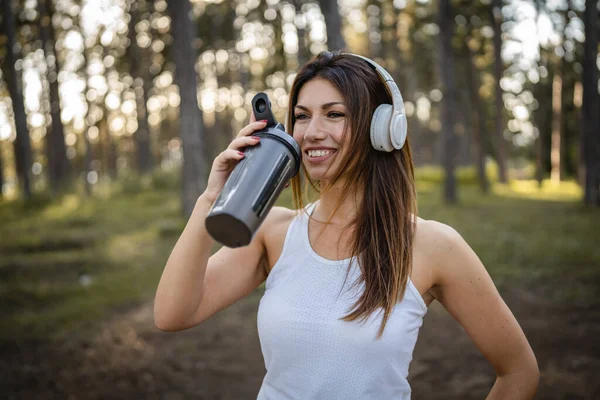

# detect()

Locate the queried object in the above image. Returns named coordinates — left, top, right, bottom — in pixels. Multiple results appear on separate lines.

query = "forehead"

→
left=296, top=78, right=344, bottom=106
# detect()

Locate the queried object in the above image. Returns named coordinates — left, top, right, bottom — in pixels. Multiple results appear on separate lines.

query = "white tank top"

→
left=256, top=203, right=428, bottom=399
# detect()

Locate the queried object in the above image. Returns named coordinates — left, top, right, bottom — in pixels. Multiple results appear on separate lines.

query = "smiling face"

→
left=292, top=78, right=349, bottom=184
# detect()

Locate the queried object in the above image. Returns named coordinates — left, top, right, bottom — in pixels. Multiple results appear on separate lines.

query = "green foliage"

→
left=115, top=170, right=152, bottom=194
left=414, top=163, right=499, bottom=186
left=150, top=166, right=181, bottom=192
left=110, top=167, right=181, bottom=195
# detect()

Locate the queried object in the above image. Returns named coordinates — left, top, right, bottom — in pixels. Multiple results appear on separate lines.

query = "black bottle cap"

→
left=252, top=92, right=278, bottom=127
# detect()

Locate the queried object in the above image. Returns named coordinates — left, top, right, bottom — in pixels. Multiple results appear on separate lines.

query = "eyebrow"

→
left=294, top=102, right=345, bottom=111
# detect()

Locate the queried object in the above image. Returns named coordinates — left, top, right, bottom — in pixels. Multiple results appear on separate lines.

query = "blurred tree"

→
left=127, top=0, right=153, bottom=174
left=37, top=0, right=68, bottom=193
left=408, top=0, right=439, bottom=165
left=318, top=0, right=346, bottom=51
left=93, top=38, right=116, bottom=181
left=293, top=0, right=309, bottom=66
left=1, top=0, right=32, bottom=200
left=533, top=0, right=550, bottom=186
left=0, top=141, right=4, bottom=197
left=366, top=0, right=382, bottom=60
left=489, top=0, right=507, bottom=184
left=438, top=0, right=458, bottom=203
left=581, top=0, right=599, bottom=205
left=465, top=20, right=490, bottom=194
left=202, top=2, right=228, bottom=163
left=394, top=1, right=423, bottom=165
left=550, top=1, right=572, bottom=183
left=167, top=0, right=208, bottom=217
left=80, top=25, right=94, bottom=196
left=560, top=1, right=580, bottom=180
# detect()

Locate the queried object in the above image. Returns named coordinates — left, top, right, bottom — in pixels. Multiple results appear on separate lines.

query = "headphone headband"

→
left=344, top=53, right=405, bottom=116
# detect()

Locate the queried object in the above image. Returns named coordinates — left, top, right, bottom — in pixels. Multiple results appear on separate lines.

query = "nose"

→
left=303, top=116, right=327, bottom=142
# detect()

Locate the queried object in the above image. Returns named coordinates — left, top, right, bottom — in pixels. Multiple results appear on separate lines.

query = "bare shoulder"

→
left=413, top=217, right=464, bottom=259
left=259, top=206, right=298, bottom=271
left=261, top=206, right=297, bottom=232
left=413, top=217, right=477, bottom=287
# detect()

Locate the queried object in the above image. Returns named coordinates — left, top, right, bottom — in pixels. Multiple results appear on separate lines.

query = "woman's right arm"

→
left=154, top=119, right=268, bottom=332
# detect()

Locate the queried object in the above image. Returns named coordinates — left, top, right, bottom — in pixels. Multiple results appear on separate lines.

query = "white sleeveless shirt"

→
left=256, top=203, right=428, bottom=399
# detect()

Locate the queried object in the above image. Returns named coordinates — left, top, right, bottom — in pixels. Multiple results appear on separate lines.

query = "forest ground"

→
left=1, top=169, right=598, bottom=399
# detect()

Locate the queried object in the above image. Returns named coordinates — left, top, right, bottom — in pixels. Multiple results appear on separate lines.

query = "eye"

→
left=294, top=113, right=309, bottom=120
left=328, top=112, right=345, bottom=118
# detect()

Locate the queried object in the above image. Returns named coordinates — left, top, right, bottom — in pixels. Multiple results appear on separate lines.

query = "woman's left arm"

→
left=427, top=222, right=540, bottom=400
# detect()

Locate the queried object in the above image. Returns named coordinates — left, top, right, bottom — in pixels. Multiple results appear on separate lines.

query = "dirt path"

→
left=2, top=285, right=599, bottom=399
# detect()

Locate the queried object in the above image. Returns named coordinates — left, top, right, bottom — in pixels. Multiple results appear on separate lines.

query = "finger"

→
left=236, top=120, right=267, bottom=138
left=215, top=148, right=246, bottom=165
left=249, top=109, right=257, bottom=123
left=227, top=135, right=260, bottom=150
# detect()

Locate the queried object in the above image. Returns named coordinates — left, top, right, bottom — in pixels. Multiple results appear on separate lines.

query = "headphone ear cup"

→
left=390, top=113, right=407, bottom=150
left=370, top=104, right=394, bottom=152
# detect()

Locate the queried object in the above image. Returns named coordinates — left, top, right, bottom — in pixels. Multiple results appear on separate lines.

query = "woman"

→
left=154, top=52, right=539, bottom=399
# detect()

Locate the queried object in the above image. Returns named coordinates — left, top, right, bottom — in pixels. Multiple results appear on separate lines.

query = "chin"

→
left=303, top=165, right=331, bottom=181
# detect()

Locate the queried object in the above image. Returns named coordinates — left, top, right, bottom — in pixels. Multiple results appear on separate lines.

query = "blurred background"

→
left=0, top=0, right=598, bottom=399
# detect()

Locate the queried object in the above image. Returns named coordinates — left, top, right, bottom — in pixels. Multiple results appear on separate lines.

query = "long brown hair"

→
left=286, top=51, right=418, bottom=338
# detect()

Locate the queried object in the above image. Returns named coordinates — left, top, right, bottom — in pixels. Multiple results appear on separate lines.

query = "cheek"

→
left=332, top=124, right=347, bottom=147
left=292, top=126, right=304, bottom=143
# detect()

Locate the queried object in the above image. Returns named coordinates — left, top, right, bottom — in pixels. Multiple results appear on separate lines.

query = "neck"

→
left=313, top=178, right=362, bottom=225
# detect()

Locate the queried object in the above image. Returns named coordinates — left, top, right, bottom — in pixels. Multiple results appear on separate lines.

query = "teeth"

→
left=307, top=150, right=334, bottom=158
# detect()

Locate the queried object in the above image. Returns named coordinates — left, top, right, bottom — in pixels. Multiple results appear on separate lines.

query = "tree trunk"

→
left=581, top=0, right=600, bottom=206
left=0, top=142, right=4, bottom=198
left=550, top=72, right=563, bottom=182
left=534, top=1, right=547, bottom=187
left=78, top=14, right=94, bottom=197
left=1, top=0, right=32, bottom=200
left=38, top=0, right=69, bottom=193
left=318, top=0, right=347, bottom=52
left=393, top=5, right=422, bottom=165
left=128, top=0, right=152, bottom=174
left=293, top=0, right=309, bottom=66
left=534, top=73, right=546, bottom=187
left=367, top=0, right=382, bottom=60
left=455, top=74, right=471, bottom=167
left=98, top=116, right=116, bottom=179
left=465, top=34, right=490, bottom=194
left=167, top=0, right=208, bottom=217
left=438, top=0, right=457, bottom=203
left=574, top=81, right=584, bottom=185
left=489, top=0, right=508, bottom=183
left=553, top=3, right=573, bottom=182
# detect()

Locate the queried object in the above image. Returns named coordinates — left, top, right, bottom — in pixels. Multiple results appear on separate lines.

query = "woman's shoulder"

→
left=413, top=216, right=468, bottom=263
left=265, top=205, right=298, bottom=225
left=413, top=216, right=479, bottom=284
left=260, top=206, right=301, bottom=271
left=259, top=206, right=299, bottom=239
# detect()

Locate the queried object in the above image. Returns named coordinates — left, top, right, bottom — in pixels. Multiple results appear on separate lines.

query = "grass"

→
left=0, top=166, right=598, bottom=341
left=0, top=182, right=183, bottom=341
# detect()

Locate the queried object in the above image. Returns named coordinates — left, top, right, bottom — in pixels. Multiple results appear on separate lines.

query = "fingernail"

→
left=260, top=119, right=268, bottom=123
left=238, top=151, right=245, bottom=156
left=251, top=136, right=260, bottom=140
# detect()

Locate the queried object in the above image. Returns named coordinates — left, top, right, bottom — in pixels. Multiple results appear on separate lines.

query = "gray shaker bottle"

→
left=205, top=93, right=302, bottom=248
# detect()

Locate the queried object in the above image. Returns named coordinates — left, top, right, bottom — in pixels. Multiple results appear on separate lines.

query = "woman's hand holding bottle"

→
left=202, top=113, right=267, bottom=203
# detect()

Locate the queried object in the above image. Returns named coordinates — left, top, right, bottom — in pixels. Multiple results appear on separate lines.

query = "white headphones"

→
left=345, top=54, right=408, bottom=152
